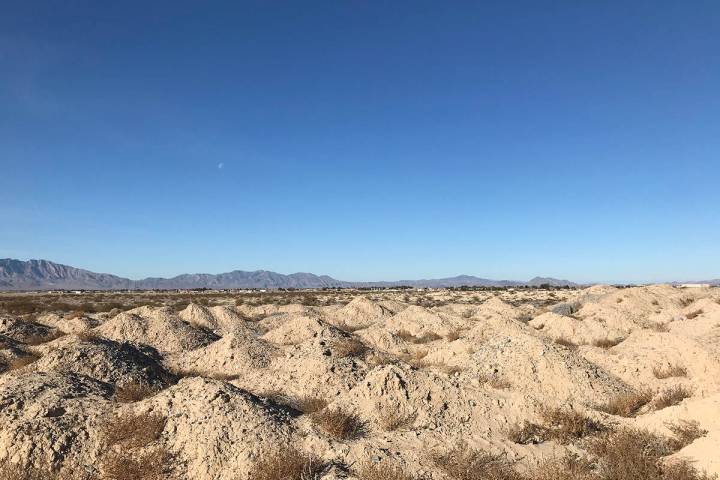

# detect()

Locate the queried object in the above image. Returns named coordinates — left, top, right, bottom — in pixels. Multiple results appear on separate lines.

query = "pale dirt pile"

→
left=95, top=306, right=218, bottom=354
left=0, top=285, right=718, bottom=478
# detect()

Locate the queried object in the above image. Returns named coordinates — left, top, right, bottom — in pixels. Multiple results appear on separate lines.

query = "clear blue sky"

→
left=1, top=1, right=718, bottom=283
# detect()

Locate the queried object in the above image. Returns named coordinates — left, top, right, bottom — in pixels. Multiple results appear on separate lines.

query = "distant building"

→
left=678, top=283, right=710, bottom=288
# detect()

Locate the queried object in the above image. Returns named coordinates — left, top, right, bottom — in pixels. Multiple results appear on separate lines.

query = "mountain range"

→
left=0, top=258, right=580, bottom=291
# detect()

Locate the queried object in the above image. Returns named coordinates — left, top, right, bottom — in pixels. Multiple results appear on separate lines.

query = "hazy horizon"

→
left=2, top=1, right=719, bottom=284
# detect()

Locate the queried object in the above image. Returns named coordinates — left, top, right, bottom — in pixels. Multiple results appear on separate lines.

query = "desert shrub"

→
left=377, top=407, right=417, bottom=431
left=355, top=460, right=418, bottom=480
left=0, top=462, right=93, bottom=480
left=396, top=329, right=442, bottom=344
left=265, top=393, right=327, bottom=415
left=644, top=321, right=671, bottom=332
left=588, top=428, right=669, bottom=479
left=76, top=331, right=101, bottom=342
left=540, top=407, right=604, bottom=443
left=507, top=421, right=548, bottom=445
left=685, top=309, right=703, bottom=319
left=103, top=411, right=166, bottom=448
left=331, top=337, right=369, bottom=358
left=654, top=385, right=693, bottom=410
left=592, top=338, right=624, bottom=349
left=584, top=428, right=715, bottom=480
left=554, top=337, right=579, bottom=350
left=23, top=329, right=66, bottom=345
left=101, top=447, right=172, bottom=480
left=508, top=408, right=603, bottom=445
left=431, top=445, right=520, bottom=480
left=114, top=382, right=161, bottom=403
left=402, top=349, right=429, bottom=365
left=168, top=367, right=238, bottom=381
left=666, top=420, right=708, bottom=451
left=446, top=330, right=461, bottom=341
left=249, top=446, right=325, bottom=480
left=311, top=408, right=366, bottom=440
left=596, top=390, right=653, bottom=417
left=524, top=454, right=595, bottom=480
left=679, top=298, right=695, bottom=308
left=0, top=353, right=39, bottom=373
left=653, top=364, right=688, bottom=379
left=336, top=321, right=371, bottom=333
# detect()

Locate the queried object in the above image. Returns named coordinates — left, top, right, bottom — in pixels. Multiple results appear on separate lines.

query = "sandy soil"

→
left=0, top=285, right=718, bottom=479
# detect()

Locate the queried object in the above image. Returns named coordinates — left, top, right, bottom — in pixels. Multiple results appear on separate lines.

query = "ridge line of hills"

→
left=0, top=259, right=582, bottom=291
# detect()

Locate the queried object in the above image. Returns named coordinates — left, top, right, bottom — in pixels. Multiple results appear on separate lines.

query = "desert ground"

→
left=0, top=285, right=719, bottom=479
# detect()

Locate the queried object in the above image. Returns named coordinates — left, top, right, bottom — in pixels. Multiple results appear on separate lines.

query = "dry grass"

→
left=23, top=329, right=66, bottom=345
left=507, top=421, right=548, bottom=445
left=0, top=353, right=39, bottom=373
left=248, top=446, right=325, bottom=480
left=336, top=321, right=371, bottom=333
left=446, top=330, right=461, bottom=341
left=654, top=385, right=693, bottom=410
left=645, top=321, right=671, bottom=332
left=114, top=382, right=161, bottom=403
left=653, top=364, right=688, bottom=379
left=592, top=337, right=624, bottom=349
left=76, top=330, right=101, bottom=342
left=596, top=389, right=653, bottom=417
left=101, top=447, right=172, bottom=480
left=402, top=349, right=429, bottom=365
left=168, top=367, right=239, bottom=381
left=666, top=420, right=708, bottom=451
left=311, top=408, right=366, bottom=440
left=331, top=337, right=369, bottom=358
left=585, top=427, right=716, bottom=480
left=355, top=460, right=418, bottom=480
left=377, top=407, right=417, bottom=431
left=396, top=329, right=442, bottom=344
left=477, top=373, right=511, bottom=389
left=685, top=309, right=704, bottom=319
left=525, top=454, right=595, bottom=480
left=265, top=393, right=327, bottom=415
left=554, top=337, right=579, bottom=350
left=679, top=297, right=695, bottom=308
left=508, top=408, right=603, bottom=445
left=0, top=463, right=94, bottom=480
left=102, top=411, right=166, bottom=449
left=539, top=407, right=604, bottom=443
left=431, top=445, right=520, bottom=480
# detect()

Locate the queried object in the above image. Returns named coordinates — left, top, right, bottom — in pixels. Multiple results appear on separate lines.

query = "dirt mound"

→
left=582, top=330, right=720, bottom=393
left=3, top=286, right=719, bottom=478
left=137, top=377, right=293, bottom=480
left=257, top=328, right=373, bottom=399
left=329, top=296, right=392, bottom=330
left=467, top=333, right=631, bottom=405
left=96, top=307, right=217, bottom=354
left=385, top=305, right=461, bottom=337
left=32, top=337, right=174, bottom=389
left=0, top=334, right=36, bottom=372
left=179, top=304, right=252, bottom=335
left=331, top=364, right=536, bottom=462
left=262, top=314, right=347, bottom=345
left=529, top=311, right=625, bottom=345
left=166, top=332, right=279, bottom=376
left=38, top=312, right=102, bottom=334
left=0, top=315, right=62, bottom=344
left=0, top=371, right=111, bottom=472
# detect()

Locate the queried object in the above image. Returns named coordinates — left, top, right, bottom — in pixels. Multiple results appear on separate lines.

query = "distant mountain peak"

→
left=0, top=259, right=580, bottom=291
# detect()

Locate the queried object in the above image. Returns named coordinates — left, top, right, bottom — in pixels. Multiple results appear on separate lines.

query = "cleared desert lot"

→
left=0, top=285, right=718, bottom=479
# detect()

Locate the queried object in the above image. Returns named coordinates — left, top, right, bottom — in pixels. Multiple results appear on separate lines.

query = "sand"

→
left=0, top=285, right=718, bottom=478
